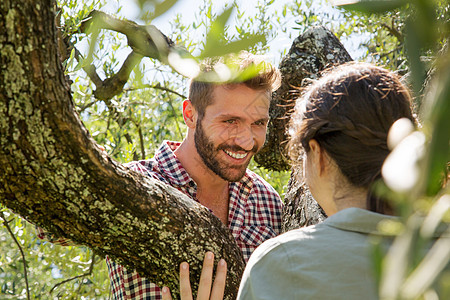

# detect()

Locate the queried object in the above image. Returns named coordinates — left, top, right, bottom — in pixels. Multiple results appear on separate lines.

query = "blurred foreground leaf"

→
left=332, top=0, right=408, bottom=13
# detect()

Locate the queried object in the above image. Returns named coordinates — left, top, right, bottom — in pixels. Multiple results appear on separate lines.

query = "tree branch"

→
left=73, top=46, right=143, bottom=101
left=378, top=45, right=404, bottom=59
left=138, top=125, right=146, bottom=160
left=71, top=10, right=193, bottom=102
left=61, top=9, right=193, bottom=102
left=50, top=253, right=97, bottom=294
left=73, top=47, right=103, bottom=87
left=80, top=10, right=182, bottom=61
left=93, top=51, right=143, bottom=101
left=381, top=22, right=404, bottom=43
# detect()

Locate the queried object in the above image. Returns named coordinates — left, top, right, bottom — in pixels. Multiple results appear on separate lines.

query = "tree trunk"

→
left=255, top=25, right=353, bottom=172
left=0, top=1, right=243, bottom=299
left=254, top=26, right=353, bottom=229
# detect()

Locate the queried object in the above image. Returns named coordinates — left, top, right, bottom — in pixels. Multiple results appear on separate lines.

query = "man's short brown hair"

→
left=189, top=51, right=281, bottom=119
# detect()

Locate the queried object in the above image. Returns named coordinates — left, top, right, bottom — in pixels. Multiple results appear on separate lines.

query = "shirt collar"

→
left=324, top=207, right=399, bottom=236
left=324, top=207, right=449, bottom=238
left=154, top=141, right=193, bottom=187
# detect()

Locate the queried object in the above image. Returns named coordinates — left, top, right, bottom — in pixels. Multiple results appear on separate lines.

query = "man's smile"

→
left=223, top=149, right=249, bottom=160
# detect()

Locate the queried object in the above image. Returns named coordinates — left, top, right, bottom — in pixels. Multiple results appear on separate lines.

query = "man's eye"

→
left=225, top=119, right=236, bottom=124
left=254, top=120, right=266, bottom=126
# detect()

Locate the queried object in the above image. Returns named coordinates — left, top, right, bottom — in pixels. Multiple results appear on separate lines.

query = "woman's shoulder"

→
left=249, top=223, right=326, bottom=258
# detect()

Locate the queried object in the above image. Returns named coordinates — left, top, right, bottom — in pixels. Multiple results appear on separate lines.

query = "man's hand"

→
left=162, top=251, right=227, bottom=300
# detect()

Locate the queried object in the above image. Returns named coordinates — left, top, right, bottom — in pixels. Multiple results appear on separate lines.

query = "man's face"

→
left=194, top=84, right=270, bottom=182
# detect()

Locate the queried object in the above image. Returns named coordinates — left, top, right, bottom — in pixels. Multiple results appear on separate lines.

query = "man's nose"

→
left=232, top=125, right=255, bottom=151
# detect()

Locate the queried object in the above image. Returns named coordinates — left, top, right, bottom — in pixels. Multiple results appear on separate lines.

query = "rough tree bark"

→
left=255, top=25, right=353, bottom=172
left=0, top=1, right=243, bottom=299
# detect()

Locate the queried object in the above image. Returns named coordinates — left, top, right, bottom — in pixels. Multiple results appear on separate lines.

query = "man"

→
left=39, top=51, right=283, bottom=299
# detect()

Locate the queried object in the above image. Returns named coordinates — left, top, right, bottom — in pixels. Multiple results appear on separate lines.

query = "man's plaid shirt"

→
left=39, top=141, right=283, bottom=299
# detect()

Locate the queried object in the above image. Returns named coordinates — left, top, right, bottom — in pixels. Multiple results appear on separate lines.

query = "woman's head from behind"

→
left=289, top=62, right=415, bottom=214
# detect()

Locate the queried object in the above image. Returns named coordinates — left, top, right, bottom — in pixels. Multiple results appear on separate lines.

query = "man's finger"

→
left=210, top=259, right=227, bottom=300
left=197, top=251, right=215, bottom=300
left=180, top=262, right=194, bottom=300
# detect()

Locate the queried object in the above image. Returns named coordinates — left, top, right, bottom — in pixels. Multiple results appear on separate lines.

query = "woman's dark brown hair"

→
left=288, top=62, right=415, bottom=214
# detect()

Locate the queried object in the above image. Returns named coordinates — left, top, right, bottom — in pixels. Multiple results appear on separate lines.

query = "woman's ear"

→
left=308, top=139, right=327, bottom=176
left=182, top=100, right=197, bottom=129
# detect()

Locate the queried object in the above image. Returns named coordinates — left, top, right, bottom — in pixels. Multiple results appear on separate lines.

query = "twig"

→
left=378, top=45, right=403, bottom=59
left=124, top=132, right=139, bottom=161
left=138, top=125, right=146, bottom=160
left=167, top=94, right=184, bottom=140
left=125, top=83, right=187, bottom=99
left=77, top=99, right=98, bottom=113
left=50, top=253, right=97, bottom=294
left=381, top=22, right=404, bottom=42
left=0, top=212, right=31, bottom=300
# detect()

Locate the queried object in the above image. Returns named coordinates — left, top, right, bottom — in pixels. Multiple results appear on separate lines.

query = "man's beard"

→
left=194, top=120, right=258, bottom=182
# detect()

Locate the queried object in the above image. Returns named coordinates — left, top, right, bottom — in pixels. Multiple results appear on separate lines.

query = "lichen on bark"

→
left=255, top=26, right=353, bottom=172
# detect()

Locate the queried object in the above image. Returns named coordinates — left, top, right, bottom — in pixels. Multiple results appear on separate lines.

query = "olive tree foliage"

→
left=286, top=1, right=448, bottom=89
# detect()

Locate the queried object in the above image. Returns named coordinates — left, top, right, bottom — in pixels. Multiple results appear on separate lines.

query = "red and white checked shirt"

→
left=40, top=141, right=283, bottom=299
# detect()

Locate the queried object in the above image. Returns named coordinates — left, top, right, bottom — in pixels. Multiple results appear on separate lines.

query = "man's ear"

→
left=183, top=100, right=197, bottom=129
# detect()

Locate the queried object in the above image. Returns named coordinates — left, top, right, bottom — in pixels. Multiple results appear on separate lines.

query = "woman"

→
left=162, top=62, right=417, bottom=300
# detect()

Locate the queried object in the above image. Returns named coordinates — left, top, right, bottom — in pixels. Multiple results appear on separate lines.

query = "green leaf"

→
left=200, top=7, right=234, bottom=58
left=214, top=5, right=234, bottom=29
left=200, top=34, right=266, bottom=59
left=199, top=6, right=267, bottom=59
left=333, top=0, right=409, bottom=13
left=149, top=0, right=180, bottom=19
